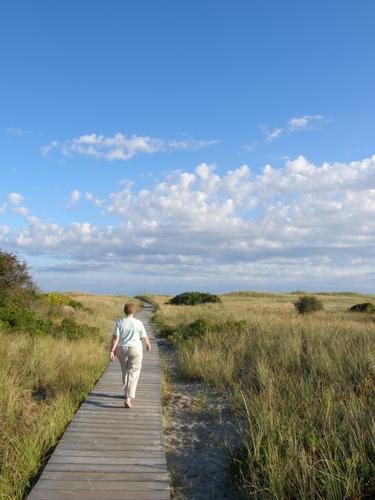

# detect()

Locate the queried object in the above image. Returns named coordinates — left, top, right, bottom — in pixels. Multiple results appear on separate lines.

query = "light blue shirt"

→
left=113, top=316, right=147, bottom=347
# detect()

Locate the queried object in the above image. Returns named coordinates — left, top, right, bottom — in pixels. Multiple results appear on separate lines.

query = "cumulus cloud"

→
left=84, top=192, right=103, bottom=206
left=8, top=192, right=24, bottom=205
left=262, top=115, right=324, bottom=142
left=69, top=190, right=81, bottom=204
left=2, top=154, right=375, bottom=292
left=288, top=115, right=323, bottom=131
left=42, top=133, right=219, bottom=161
left=12, top=206, right=29, bottom=216
left=40, top=140, right=60, bottom=157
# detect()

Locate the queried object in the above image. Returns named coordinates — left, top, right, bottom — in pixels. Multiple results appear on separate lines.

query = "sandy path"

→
left=158, top=340, right=241, bottom=500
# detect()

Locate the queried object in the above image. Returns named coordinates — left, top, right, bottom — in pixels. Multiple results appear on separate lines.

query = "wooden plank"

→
left=48, top=457, right=166, bottom=465
left=53, top=449, right=165, bottom=458
left=28, top=303, right=170, bottom=499
left=42, top=471, right=169, bottom=481
left=33, top=480, right=169, bottom=491
left=30, top=490, right=170, bottom=500
left=58, top=435, right=164, bottom=445
left=56, top=442, right=165, bottom=452
left=45, top=464, right=167, bottom=473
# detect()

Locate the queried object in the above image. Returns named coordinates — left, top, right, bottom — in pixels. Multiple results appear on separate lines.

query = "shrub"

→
left=349, top=302, right=375, bottom=313
left=43, top=292, right=84, bottom=310
left=158, top=318, right=247, bottom=345
left=169, top=291, right=221, bottom=306
left=0, top=301, right=97, bottom=340
left=0, top=249, right=35, bottom=302
left=0, top=301, right=51, bottom=335
left=52, top=318, right=99, bottom=341
left=294, top=295, right=324, bottom=314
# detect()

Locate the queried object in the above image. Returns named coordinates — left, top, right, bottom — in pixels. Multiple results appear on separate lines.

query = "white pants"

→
left=115, top=344, right=143, bottom=399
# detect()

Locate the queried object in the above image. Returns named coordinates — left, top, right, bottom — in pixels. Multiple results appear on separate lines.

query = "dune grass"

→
left=0, top=293, right=139, bottom=500
left=149, top=292, right=375, bottom=499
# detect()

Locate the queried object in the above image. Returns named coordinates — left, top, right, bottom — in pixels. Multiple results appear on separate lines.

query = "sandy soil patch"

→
left=158, top=340, right=241, bottom=499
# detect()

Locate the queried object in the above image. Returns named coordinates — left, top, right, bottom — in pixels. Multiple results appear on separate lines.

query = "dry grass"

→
left=150, top=292, right=375, bottom=499
left=0, top=293, right=139, bottom=500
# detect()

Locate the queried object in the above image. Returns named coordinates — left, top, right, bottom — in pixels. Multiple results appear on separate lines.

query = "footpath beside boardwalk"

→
left=29, top=302, right=170, bottom=500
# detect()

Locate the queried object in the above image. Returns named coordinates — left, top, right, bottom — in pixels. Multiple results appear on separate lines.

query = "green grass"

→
left=148, top=291, right=375, bottom=499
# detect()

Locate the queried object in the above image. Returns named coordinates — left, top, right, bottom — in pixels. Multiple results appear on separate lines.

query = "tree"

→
left=0, top=249, right=35, bottom=302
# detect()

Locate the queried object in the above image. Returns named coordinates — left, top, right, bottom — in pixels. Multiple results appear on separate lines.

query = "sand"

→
left=158, top=339, right=241, bottom=499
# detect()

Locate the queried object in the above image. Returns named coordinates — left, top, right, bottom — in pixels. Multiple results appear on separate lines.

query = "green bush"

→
left=159, top=318, right=247, bottom=344
left=349, top=302, right=375, bottom=313
left=0, top=249, right=35, bottom=302
left=0, top=301, right=51, bottom=335
left=169, top=291, right=221, bottom=305
left=43, top=292, right=84, bottom=310
left=0, top=301, right=97, bottom=340
left=294, top=295, right=324, bottom=315
left=52, top=318, right=99, bottom=340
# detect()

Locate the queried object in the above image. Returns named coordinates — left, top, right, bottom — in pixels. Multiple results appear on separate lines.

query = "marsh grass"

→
left=149, top=292, right=375, bottom=499
left=0, top=293, right=138, bottom=500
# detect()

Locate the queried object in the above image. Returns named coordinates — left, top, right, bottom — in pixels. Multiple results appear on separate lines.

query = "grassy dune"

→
left=0, top=293, right=139, bottom=500
left=150, top=292, right=375, bottom=499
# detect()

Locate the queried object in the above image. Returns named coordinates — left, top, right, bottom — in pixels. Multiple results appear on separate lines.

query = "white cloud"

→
left=4, top=154, right=375, bottom=292
left=42, top=133, right=219, bottom=161
left=8, top=192, right=24, bottom=205
left=261, top=115, right=325, bottom=142
left=288, top=115, right=323, bottom=131
left=7, top=127, right=28, bottom=136
left=13, top=206, right=29, bottom=216
left=84, top=192, right=103, bottom=206
left=69, top=190, right=81, bottom=204
left=40, top=140, right=60, bottom=157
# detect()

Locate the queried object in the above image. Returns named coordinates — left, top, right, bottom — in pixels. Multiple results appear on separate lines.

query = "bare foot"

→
left=124, top=397, right=132, bottom=408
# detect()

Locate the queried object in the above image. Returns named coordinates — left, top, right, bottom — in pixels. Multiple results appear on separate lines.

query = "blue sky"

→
left=1, top=0, right=375, bottom=294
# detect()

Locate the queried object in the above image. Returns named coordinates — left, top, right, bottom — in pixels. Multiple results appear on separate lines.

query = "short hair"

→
left=124, top=302, right=136, bottom=315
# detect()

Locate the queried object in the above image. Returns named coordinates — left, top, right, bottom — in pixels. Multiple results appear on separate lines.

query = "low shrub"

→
left=0, top=301, right=52, bottom=335
left=294, top=295, right=324, bottom=315
left=0, top=301, right=98, bottom=340
left=159, top=318, right=247, bottom=344
left=52, top=318, right=99, bottom=340
left=43, top=292, right=85, bottom=310
left=349, top=302, right=375, bottom=313
left=169, top=291, right=221, bottom=306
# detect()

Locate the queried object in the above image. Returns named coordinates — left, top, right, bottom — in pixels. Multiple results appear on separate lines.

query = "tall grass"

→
left=151, top=293, right=375, bottom=498
left=0, top=293, right=137, bottom=500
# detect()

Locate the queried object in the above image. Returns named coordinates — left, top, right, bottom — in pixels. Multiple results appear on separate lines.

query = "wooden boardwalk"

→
left=29, top=303, right=170, bottom=499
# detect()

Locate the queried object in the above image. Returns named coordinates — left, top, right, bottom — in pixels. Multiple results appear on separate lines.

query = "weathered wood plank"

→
left=42, top=471, right=169, bottom=481
left=33, top=480, right=169, bottom=491
left=28, top=303, right=170, bottom=499
left=48, top=456, right=166, bottom=465
left=53, top=449, right=165, bottom=458
left=30, top=490, right=170, bottom=500
left=45, top=463, right=167, bottom=473
left=56, top=442, right=165, bottom=452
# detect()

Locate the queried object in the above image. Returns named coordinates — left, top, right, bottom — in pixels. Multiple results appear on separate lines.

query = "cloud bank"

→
left=1, top=154, right=375, bottom=293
